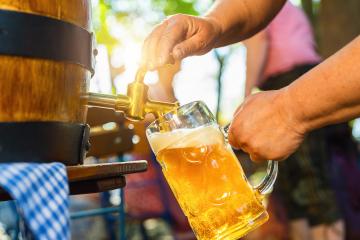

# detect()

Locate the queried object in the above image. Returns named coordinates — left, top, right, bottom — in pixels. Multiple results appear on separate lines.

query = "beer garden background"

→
left=89, top=0, right=360, bottom=237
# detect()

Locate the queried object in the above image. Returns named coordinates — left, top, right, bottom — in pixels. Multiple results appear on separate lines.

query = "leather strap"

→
left=0, top=9, right=95, bottom=75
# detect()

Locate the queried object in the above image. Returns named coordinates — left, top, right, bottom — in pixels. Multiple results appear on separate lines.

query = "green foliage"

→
left=92, top=0, right=200, bottom=52
left=92, top=0, right=118, bottom=51
left=151, top=0, right=199, bottom=16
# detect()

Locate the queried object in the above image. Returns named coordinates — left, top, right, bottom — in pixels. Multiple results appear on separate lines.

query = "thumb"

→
left=249, top=153, right=267, bottom=163
left=172, top=34, right=207, bottom=60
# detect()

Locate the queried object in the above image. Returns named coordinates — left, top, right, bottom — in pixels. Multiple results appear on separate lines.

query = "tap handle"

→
left=135, top=67, right=147, bottom=84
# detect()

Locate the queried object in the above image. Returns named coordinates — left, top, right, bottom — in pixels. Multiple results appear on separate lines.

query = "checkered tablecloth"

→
left=0, top=163, right=70, bottom=240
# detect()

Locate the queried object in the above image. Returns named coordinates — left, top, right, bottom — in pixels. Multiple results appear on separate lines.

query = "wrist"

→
left=203, top=8, right=224, bottom=30
left=202, top=15, right=223, bottom=35
left=277, top=87, right=310, bottom=136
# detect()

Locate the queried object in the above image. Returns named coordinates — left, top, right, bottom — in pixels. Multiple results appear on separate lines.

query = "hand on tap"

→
left=140, top=15, right=222, bottom=70
left=140, top=0, right=286, bottom=70
left=141, top=0, right=360, bottom=163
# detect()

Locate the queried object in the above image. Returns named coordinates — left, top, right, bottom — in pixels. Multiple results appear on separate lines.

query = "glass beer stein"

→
left=146, top=101, right=278, bottom=240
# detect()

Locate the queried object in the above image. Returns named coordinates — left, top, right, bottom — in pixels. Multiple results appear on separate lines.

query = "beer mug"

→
left=146, top=101, right=278, bottom=240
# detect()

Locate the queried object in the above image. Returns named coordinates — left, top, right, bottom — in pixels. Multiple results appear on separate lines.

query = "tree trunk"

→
left=301, top=0, right=314, bottom=24
left=318, top=0, right=360, bottom=58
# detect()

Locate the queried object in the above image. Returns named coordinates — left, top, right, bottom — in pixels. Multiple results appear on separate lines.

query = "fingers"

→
left=249, top=153, right=266, bottom=163
left=141, top=14, right=216, bottom=70
left=156, top=17, right=187, bottom=66
left=228, top=125, right=265, bottom=162
left=228, top=108, right=269, bottom=163
left=227, top=123, right=242, bottom=150
left=228, top=91, right=306, bottom=163
left=141, top=14, right=190, bottom=70
left=172, top=33, right=208, bottom=60
left=228, top=126, right=267, bottom=162
left=141, top=22, right=168, bottom=70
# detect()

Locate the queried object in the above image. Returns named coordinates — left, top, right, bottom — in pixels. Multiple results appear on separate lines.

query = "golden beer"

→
left=149, top=125, right=269, bottom=240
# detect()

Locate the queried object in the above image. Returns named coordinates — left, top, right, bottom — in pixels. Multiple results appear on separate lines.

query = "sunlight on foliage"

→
left=92, top=0, right=210, bottom=52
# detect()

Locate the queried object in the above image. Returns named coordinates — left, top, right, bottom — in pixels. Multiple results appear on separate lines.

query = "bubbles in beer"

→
left=150, top=125, right=268, bottom=239
left=183, top=145, right=207, bottom=164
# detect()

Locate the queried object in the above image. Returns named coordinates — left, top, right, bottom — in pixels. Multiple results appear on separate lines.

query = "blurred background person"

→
left=243, top=2, right=344, bottom=240
left=326, top=122, right=360, bottom=240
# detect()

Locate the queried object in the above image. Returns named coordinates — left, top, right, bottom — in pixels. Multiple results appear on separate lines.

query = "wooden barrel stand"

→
left=0, top=1, right=148, bottom=198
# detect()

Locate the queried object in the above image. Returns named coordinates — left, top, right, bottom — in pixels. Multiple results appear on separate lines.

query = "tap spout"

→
left=85, top=92, right=130, bottom=112
left=145, top=100, right=179, bottom=118
left=85, top=68, right=179, bottom=121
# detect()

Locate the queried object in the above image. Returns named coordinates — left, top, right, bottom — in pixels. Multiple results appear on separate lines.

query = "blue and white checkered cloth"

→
left=0, top=163, right=70, bottom=240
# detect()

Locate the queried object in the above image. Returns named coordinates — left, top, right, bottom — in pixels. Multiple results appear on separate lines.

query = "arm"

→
left=206, top=0, right=284, bottom=47
left=243, top=31, right=269, bottom=97
left=228, top=36, right=360, bottom=162
left=286, top=36, right=360, bottom=132
left=141, top=0, right=285, bottom=69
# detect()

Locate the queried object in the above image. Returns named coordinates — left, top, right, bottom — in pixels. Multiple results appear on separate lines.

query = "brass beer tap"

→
left=85, top=68, right=179, bottom=121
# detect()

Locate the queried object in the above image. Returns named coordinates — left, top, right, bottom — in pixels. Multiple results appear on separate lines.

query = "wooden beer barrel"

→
left=0, top=0, right=91, bottom=123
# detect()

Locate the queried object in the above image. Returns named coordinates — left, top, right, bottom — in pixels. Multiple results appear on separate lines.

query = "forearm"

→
left=205, top=0, right=285, bottom=47
left=244, top=33, right=268, bottom=96
left=284, top=36, right=360, bottom=133
left=245, top=69, right=257, bottom=97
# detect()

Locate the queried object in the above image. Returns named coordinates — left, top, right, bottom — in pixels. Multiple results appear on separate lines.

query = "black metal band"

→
left=0, top=9, right=95, bottom=75
left=0, top=122, right=90, bottom=166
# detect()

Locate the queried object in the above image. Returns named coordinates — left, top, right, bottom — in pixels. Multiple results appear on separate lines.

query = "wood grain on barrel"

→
left=0, top=0, right=91, bottom=123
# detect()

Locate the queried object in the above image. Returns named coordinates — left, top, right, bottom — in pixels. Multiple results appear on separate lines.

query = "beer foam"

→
left=148, top=125, right=224, bottom=154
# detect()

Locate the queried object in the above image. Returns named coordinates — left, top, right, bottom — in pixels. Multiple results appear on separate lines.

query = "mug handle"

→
left=222, top=124, right=278, bottom=195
